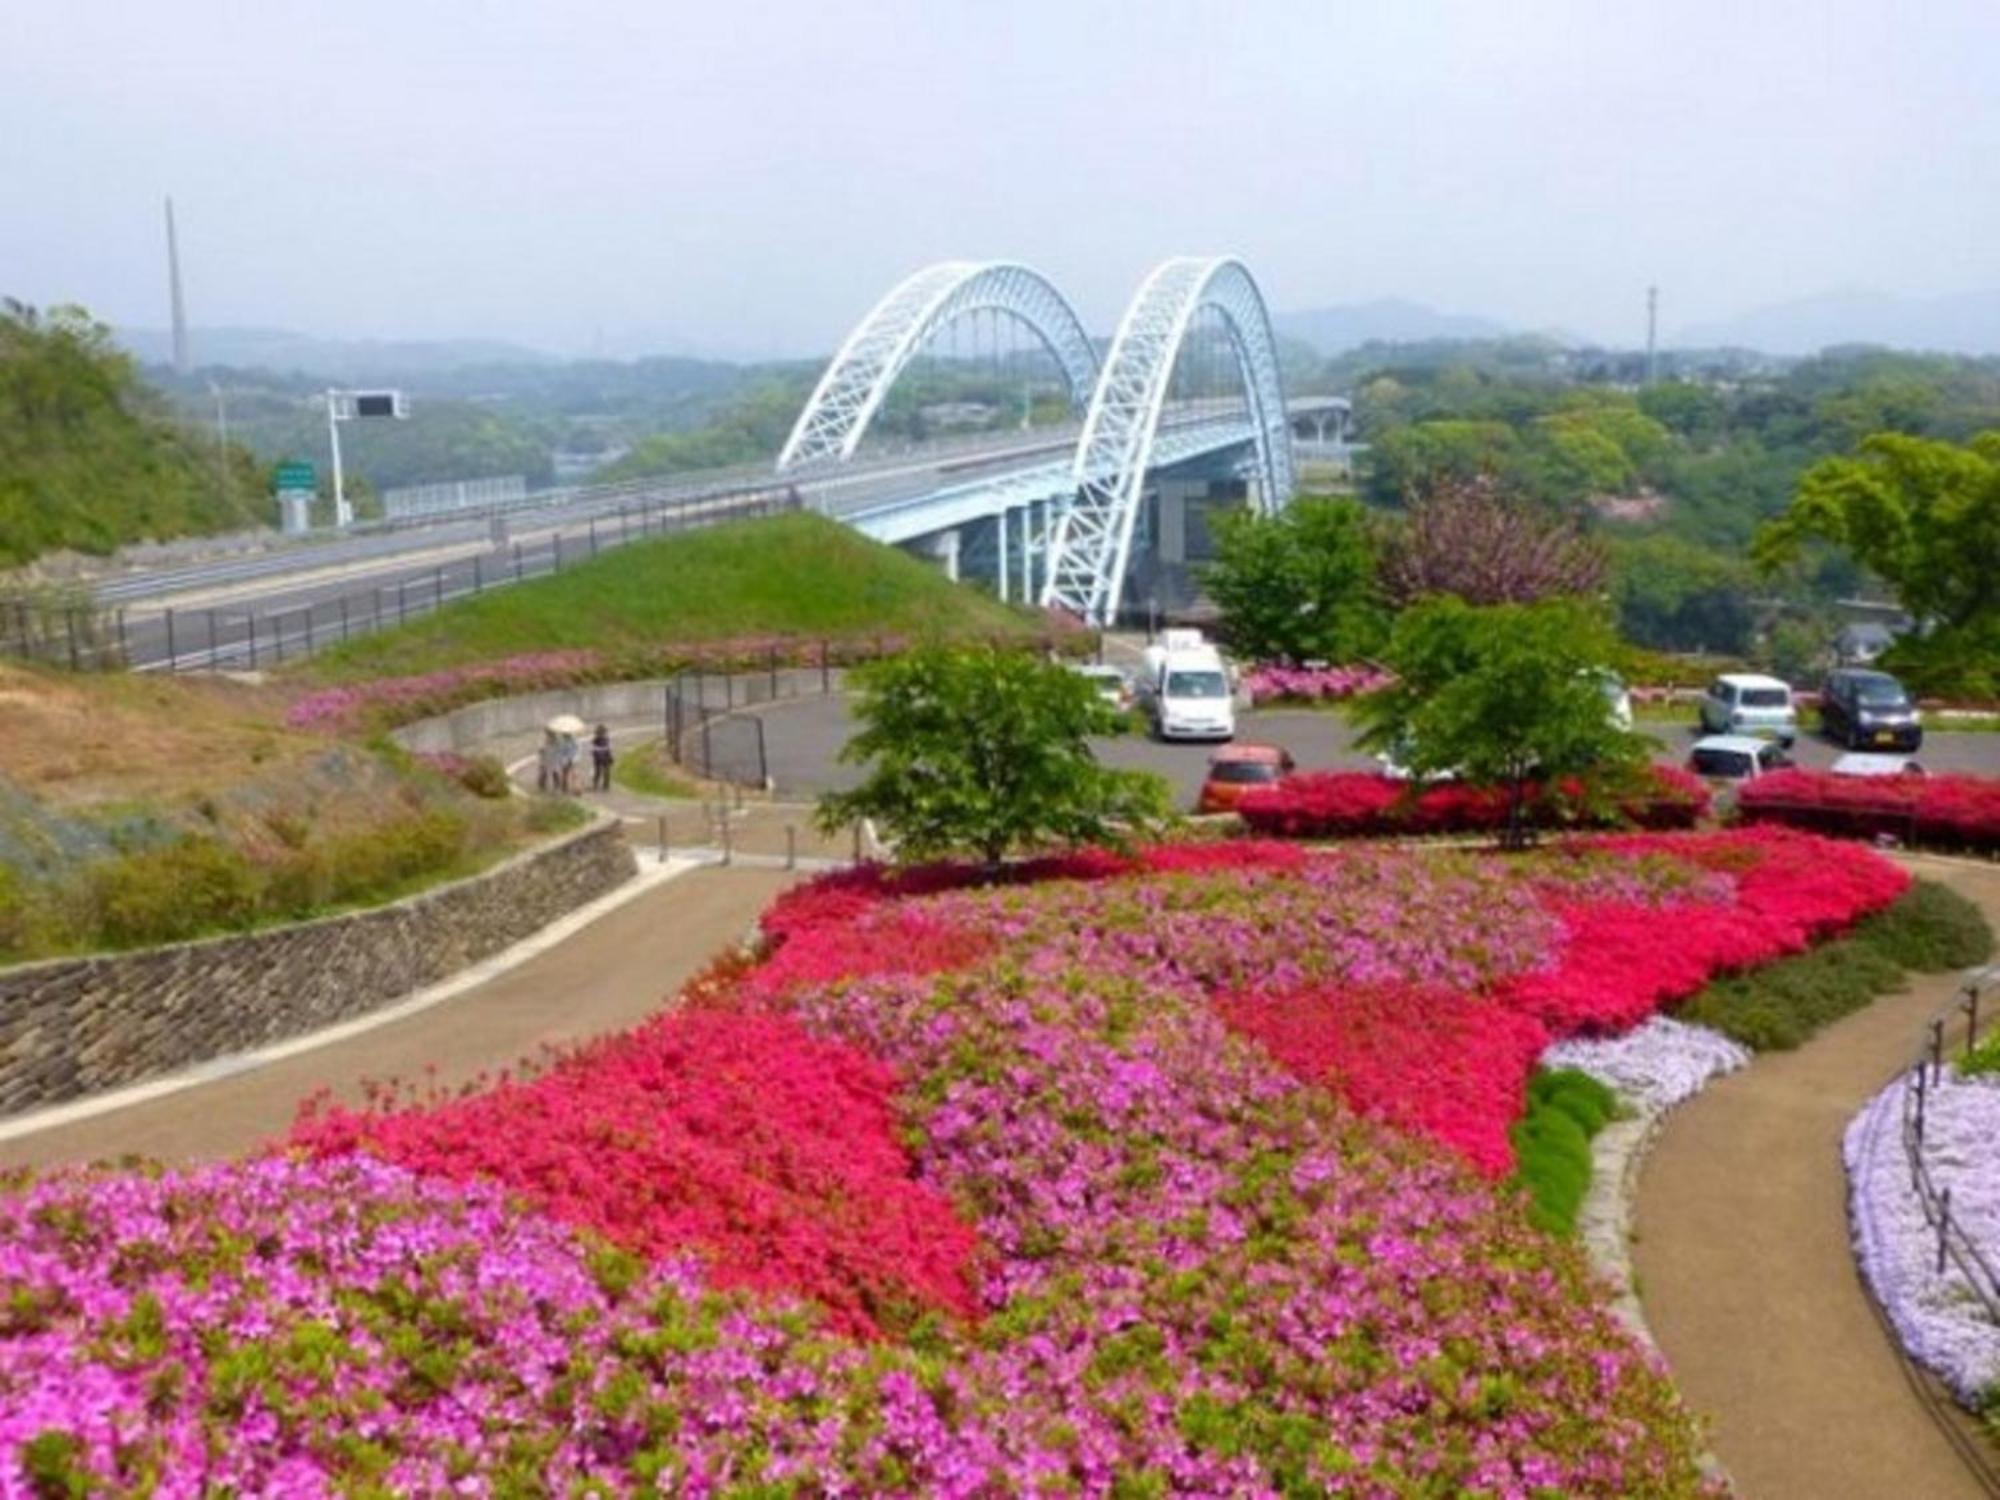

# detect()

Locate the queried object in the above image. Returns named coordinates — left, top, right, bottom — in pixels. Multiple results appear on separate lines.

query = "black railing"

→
left=1899, top=968, right=2000, bottom=1322
left=0, top=489, right=797, bottom=674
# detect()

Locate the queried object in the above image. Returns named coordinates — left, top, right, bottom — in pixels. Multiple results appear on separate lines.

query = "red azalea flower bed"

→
left=1217, top=984, right=1550, bottom=1175
left=291, top=1006, right=979, bottom=1338
left=1236, top=766, right=1709, bottom=839
left=1737, top=767, right=2000, bottom=853
left=757, top=827, right=1903, bottom=1181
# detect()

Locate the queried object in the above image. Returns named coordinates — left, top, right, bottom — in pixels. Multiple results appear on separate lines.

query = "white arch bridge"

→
left=776, top=256, right=1351, bottom=626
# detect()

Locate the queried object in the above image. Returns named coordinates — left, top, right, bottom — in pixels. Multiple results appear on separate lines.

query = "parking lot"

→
left=754, top=694, right=2000, bottom=810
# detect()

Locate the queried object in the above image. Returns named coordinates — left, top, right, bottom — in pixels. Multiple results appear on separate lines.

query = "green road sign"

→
left=275, top=461, right=316, bottom=491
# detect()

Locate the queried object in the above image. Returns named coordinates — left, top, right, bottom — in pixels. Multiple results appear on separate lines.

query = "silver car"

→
left=1698, top=673, right=1798, bottom=746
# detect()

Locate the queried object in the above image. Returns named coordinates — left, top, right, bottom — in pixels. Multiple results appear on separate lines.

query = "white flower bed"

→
left=1846, top=1071, right=2000, bottom=1404
left=1543, top=1016, right=1752, bottom=1112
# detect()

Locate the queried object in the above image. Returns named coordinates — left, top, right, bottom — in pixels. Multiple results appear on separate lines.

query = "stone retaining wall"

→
left=0, top=817, right=636, bottom=1118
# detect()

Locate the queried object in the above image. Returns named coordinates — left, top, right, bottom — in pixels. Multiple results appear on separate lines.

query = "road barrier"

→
left=0, top=489, right=798, bottom=674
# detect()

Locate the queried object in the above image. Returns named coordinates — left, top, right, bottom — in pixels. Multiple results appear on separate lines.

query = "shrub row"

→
left=287, top=632, right=1087, bottom=734
left=1736, top=768, right=2000, bottom=853
left=1236, top=765, right=1710, bottom=839
left=0, top=806, right=511, bottom=959
left=1508, top=1068, right=1620, bottom=1236
left=1674, top=878, right=1992, bottom=1051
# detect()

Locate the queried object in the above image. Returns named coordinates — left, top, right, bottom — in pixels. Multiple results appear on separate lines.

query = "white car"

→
left=1688, top=734, right=1792, bottom=782
left=1830, top=753, right=1926, bottom=778
left=1698, top=673, right=1798, bottom=746
left=1070, top=663, right=1132, bottom=711
left=1593, top=669, right=1635, bottom=733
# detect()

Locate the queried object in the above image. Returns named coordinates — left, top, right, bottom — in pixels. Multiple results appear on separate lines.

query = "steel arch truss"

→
left=777, top=261, right=1099, bottom=471
left=1042, top=257, right=1296, bottom=625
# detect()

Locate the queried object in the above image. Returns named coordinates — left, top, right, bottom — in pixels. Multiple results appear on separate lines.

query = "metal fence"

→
left=661, top=652, right=847, bottom=789
left=0, top=489, right=797, bottom=674
left=1899, top=967, right=2000, bottom=1324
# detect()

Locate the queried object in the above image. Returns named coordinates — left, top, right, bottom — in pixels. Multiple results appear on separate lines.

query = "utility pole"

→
left=1645, top=285, right=1659, bottom=386
left=165, top=196, right=190, bottom=375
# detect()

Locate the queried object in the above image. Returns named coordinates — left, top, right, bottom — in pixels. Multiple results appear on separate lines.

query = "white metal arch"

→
left=1042, top=256, right=1295, bottom=625
left=777, top=261, right=1099, bottom=472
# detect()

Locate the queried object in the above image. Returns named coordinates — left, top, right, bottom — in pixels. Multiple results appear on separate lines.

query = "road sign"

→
left=275, top=461, right=316, bottom=492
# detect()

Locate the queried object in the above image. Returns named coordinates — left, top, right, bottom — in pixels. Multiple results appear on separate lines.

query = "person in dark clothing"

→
left=591, top=724, right=614, bottom=792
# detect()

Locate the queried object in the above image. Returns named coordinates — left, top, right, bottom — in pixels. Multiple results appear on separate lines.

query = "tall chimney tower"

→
left=1644, top=284, right=1658, bottom=386
left=165, top=196, right=190, bottom=374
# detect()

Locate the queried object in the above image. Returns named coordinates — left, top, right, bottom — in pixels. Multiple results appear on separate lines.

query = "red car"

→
left=1197, top=743, right=1296, bottom=814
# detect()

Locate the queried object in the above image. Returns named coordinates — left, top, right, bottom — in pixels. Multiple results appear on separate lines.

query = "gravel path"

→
left=1633, top=855, right=2000, bottom=1500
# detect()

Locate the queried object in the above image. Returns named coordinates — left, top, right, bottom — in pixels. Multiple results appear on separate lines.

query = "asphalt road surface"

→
left=751, top=694, right=2000, bottom=809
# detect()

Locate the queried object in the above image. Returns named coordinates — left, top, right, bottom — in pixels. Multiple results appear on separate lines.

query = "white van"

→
left=1142, top=634, right=1236, bottom=742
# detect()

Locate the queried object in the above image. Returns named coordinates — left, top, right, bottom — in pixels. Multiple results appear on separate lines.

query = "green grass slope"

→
left=305, top=511, right=1047, bottom=680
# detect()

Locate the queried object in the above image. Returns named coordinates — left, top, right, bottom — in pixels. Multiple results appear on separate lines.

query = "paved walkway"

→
left=0, top=865, right=798, bottom=1172
left=1634, top=856, right=2000, bottom=1500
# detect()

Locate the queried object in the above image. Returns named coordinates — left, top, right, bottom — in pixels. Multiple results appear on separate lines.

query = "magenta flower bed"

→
left=1241, top=662, right=1393, bottom=706
left=1238, top=765, right=1711, bottom=838
left=1738, top=767, right=2000, bottom=852
left=1, top=831, right=1910, bottom=1490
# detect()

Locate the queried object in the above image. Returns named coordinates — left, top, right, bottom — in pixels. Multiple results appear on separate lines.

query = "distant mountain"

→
left=1274, top=299, right=1510, bottom=355
left=114, top=325, right=561, bottom=379
left=1678, top=289, right=2000, bottom=358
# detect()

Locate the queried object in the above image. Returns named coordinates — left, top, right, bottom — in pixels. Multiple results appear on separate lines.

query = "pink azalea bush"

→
left=1739, top=767, right=2000, bottom=854
left=1240, top=662, right=1393, bottom=706
left=4, top=828, right=1909, bottom=1491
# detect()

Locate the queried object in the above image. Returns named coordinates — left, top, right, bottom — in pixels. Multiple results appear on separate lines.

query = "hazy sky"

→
left=6, top=0, right=1998, bottom=359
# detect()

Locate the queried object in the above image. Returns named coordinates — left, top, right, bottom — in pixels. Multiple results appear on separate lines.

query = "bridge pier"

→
left=913, top=526, right=961, bottom=583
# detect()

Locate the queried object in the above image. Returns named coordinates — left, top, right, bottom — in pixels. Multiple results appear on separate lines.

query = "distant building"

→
left=919, top=401, right=998, bottom=431
left=1833, top=619, right=1909, bottom=665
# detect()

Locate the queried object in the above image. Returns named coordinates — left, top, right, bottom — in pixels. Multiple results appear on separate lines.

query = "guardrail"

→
left=2, top=490, right=799, bottom=674
left=1900, top=966, right=2000, bottom=1323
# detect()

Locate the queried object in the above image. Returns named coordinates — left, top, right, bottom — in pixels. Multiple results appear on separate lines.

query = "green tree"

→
left=1205, top=497, right=1385, bottom=664
left=815, top=645, right=1171, bottom=871
left=1363, top=419, right=1519, bottom=504
left=1610, top=534, right=1755, bottom=654
left=1754, top=431, right=2000, bottom=694
left=1354, top=597, right=1645, bottom=848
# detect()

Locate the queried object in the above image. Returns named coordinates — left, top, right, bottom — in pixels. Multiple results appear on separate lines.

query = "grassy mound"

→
left=1676, top=878, right=1994, bottom=1051
left=303, top=512, right=1042, bottom=681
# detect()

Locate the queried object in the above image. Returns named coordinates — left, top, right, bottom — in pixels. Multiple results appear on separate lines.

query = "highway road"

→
left=30, top=396, right=1348, bottom=673
left=84, top=427, right=1096, bottom=671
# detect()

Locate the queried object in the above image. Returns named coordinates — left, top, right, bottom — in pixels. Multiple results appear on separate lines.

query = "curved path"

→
left=1634, top=856, right=2000, bottom=1500
left=0, top=865, right=797, bottom=1172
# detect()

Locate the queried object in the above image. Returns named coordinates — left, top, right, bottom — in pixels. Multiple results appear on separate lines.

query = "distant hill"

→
left=114, top=325, right=560, bottom=380
left=1275, top=299, right=1510, bottom=355
left=1679, top=289, right=2000, bottom=357
left=2, top=305, right=268, bottom=567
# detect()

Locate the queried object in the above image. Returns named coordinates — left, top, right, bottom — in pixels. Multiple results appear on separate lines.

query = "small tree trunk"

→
left=1505, top=776, right=1528, bottom=852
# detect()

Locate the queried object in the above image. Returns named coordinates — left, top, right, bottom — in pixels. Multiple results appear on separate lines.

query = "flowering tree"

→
left=816, top=645, right=1170, bottom=870
left=1381, top=478, right=1608, bottom=607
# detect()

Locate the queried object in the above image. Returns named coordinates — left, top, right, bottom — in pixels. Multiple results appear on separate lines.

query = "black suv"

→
left=1820, top=669, right=1924, bottom=751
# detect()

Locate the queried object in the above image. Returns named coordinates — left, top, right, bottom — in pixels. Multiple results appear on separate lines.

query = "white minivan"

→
left=1141, top=632, right=1236, bottom=742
